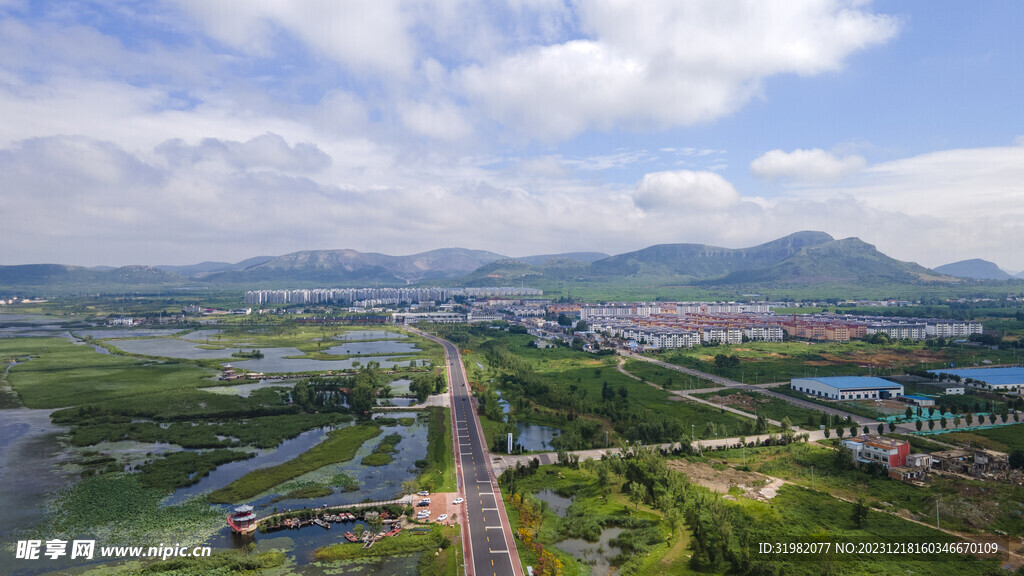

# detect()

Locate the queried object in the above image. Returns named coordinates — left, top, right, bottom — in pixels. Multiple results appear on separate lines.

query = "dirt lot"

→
left=666, top=459, right=786, bottom=502
left=709, top=391, right=768, bottom=412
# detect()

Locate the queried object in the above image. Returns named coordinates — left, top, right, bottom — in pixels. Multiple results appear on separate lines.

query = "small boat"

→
left=283, top=518, right=293, bottom=528
left=344, top=532, right=359, bottom=542
left=314, top=518, right=330, bottom=529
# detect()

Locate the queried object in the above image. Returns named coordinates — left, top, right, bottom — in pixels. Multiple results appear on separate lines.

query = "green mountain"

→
left=588, top=230, right=834, bottom=280
left=710, top=237, right=951, bottom=285
left=203, top=248, right=507, bottom=285
left=0, top=264, right=185, bottom=293
left=933, top=259, right=1012, bottom=281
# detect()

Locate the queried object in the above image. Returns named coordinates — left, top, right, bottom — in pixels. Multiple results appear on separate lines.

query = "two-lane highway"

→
left=412, top=329, right=523, bottom=576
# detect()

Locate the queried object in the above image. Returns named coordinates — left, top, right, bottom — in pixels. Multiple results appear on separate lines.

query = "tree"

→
left=557, top=313, right=572, bottom=327
left=850, top=425, right=858, bottom=437
left=888, top=421, right=896, bottom=433
left=1010, top=450, right=1024, bottom=470
left=954, top=416, right=961, bottom=428
left=877, top=423, right=884, bottom=435
left=905, top=407, right=913, bottom=419
left=627, top=481, right=648, bottom=510
left=940, top=416, right=947, bottom=429
left=574, top=320, right=589, bottom=332
left=836, top=427, right=845, bottom=439
left=852, top=498, right=869, bottom=528
left=966, top=413, right=974, bottom=426
left=823, top=427, right=831, bottom=439
left=915, top=419, right=923, bottom=431
left=928, top=419, right=935, bottom=431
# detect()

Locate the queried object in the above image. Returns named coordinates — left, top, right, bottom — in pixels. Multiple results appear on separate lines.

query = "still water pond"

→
left=555, top=526, right=624, bottom=576
left=516, top=421, right=560, bottom=451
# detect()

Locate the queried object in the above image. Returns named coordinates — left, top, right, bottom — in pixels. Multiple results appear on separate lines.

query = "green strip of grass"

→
left=415, top=407, right=456, bottom=492
left=207, top=424, right=381, bottom=503
left=313, top=524, right=453, bottom=561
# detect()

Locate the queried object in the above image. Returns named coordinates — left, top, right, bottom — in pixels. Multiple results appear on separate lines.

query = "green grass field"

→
left=0, top=337, right=220, bottom=408
left=621, top=358, right=717, bottom=390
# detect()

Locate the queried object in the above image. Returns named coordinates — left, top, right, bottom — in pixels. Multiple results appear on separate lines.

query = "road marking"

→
left=485, top=526, right=502, bottom=530
left=482, top=507, right=498, bottom=511
left=478, top=492, right=494, bottom=496
left=490, top=550, right=508, bottom=554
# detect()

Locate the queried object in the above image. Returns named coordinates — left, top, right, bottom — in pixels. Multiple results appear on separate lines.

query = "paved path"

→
left=410, top=328, right=523, bottom=576
left=616, top=359, right=791, bottom=429
left=624, top=352, right=877, bottom=425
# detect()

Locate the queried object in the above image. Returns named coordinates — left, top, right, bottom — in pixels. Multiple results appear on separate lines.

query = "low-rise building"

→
left=791, top=376, right=904, bottom=401
left=842, top=435, right=911, bottom=468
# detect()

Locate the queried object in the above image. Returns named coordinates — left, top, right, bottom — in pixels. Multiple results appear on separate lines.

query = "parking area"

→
left=411, top=491, right=462, bottom=526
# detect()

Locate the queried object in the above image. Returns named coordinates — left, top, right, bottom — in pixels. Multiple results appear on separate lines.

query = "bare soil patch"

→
left=667, top=459, right=785, bottom=502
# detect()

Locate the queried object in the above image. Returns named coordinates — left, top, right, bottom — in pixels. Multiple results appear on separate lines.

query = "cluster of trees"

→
left=409, top=373, right=445, bottom=402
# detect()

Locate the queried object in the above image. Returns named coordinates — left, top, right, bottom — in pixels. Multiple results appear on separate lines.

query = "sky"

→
left=1, top=1, right=1023, bottom=271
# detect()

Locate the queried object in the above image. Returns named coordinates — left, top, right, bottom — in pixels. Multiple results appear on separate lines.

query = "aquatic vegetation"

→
left=41, top=474, right=222, bottom=547
left=361, top=433, right=403, bottom=466
left=207, top=424, right=381, bottom=503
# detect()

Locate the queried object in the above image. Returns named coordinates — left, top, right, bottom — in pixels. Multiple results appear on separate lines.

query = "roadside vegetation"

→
left=431, top=325, right=759, bottom=449
left=501, top=449, right=998, bottom=576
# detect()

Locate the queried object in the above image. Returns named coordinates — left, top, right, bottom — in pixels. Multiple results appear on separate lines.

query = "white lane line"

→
left=484, top=526, right=503, bottom=530
left=481, top=507, right=498, bottom=511
left=478, top=492, right=494, bottom=496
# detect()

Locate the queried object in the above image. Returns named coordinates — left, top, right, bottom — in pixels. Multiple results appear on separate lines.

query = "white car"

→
left=453, top=498, right=464, bottom=505
left=436, top=514, right=448, bottom=522
left=417, top=491, right=430, bottom=496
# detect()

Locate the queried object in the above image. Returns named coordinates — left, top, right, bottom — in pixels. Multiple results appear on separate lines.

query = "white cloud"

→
left=461, top=0, right=899, bottom=140
left=750, top=148, right=867, bottom=181
left=155, top=133, right=331, bottom=173
left=633, top=170, right=740, bottom=211
left=399, top=100, right=473, bottom=141
left=171, top=0, right=416, bottom=77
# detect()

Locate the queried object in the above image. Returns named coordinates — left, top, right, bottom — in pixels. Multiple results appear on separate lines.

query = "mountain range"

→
left=933, top=259, right=1014, bottom=281
left=2, top=231, right=1020, bottom=294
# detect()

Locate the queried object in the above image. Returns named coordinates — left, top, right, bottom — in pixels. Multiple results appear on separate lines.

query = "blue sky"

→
left=1, top=1, right=1023, bottom=271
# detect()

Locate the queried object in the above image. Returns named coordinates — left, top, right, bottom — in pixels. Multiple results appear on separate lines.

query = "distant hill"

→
left=934, top=259, right=1013, bottom=280
left=0, top=264, right=184, bottom=291
left=516, top=252, right=609, bottom=267
left=156, top=257, right=275, bottom=278
left=588, top=230, right=834, bottom=280
left=711, top=237, right=950, bottom=285
left=203, top=248, right=507, bottom=285
left=0, top=232, right=999, bottom=295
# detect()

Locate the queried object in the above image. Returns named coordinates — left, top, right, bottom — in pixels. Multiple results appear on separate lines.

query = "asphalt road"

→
left=413, top=330, right=523, bottom=576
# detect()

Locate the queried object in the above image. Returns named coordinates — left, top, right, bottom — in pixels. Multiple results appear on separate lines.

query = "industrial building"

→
left=927, top=367, right=1024, bottom=394
left=790, top=376, right=904, bottom=401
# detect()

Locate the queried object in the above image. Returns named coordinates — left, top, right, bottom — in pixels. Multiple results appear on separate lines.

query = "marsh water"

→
left=0, top=318, right=432, bottom=574
left=195, top=411, right=430, bottom=566
left=555, top=527, right=624, bottom=576
left=533, top=488, right=574, bottom=516
left=515, top=421, right=560, bottom=451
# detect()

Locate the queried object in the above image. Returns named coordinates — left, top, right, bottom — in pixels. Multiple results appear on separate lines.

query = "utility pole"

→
left=936, top=500, right=940, bottom=531
left=811, top=466, right=814, bottom=490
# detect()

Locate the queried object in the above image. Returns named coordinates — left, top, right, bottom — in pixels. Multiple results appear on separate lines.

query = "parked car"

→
left=453, top=498, right=465, bottom=505
left=436, top=514, right=448, bottom=522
